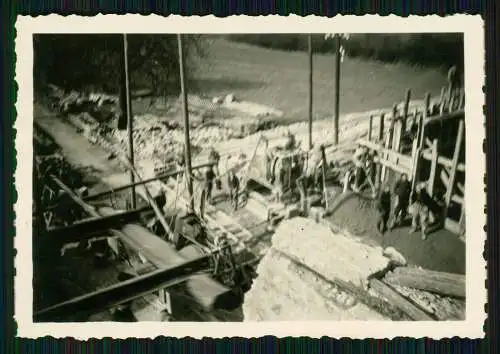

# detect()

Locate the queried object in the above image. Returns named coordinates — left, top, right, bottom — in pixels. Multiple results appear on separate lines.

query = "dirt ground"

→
left=327, top=192, right=465, bottom=275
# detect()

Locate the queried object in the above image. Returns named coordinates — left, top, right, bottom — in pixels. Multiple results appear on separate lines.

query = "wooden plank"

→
left=385, top=267, right=465, bottom=299
left=34, top=254, right=213, bottom=322
left=424, top=111, right=464, bottom=126
left=423, top=151, right=465, bottom=172
left=427, top=139, right=439, bottom=196
left=445, top=120, right=465, bottom=207
left=374, top=156, right=411, bottom=176
left=369, top=279, right=435, bottom=321
left=83, top=161, right=215, bottom=202
left=358, top=139, right=413, bottom=169
left=391, top=104, right=400, bottom=152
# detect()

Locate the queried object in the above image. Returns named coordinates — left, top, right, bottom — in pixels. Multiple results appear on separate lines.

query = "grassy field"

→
left=191, top=37, right=447, bottom=122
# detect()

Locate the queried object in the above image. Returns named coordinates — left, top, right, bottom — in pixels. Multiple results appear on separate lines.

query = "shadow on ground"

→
left=327, top=192, right=465, bottom=275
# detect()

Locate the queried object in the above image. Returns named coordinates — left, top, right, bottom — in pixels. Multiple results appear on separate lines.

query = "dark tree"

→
left=33, top=34, right=205, bottom=97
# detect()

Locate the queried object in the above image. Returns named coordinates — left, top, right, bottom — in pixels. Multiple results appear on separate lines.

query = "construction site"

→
left=33, top=34, right=466, bottom=323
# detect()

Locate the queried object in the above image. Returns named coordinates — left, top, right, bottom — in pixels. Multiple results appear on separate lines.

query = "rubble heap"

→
left=243, top=217, right=394, bottom=321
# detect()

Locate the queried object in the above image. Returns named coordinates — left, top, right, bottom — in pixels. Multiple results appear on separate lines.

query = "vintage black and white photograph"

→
left=15, top=15, right=485, bottom=338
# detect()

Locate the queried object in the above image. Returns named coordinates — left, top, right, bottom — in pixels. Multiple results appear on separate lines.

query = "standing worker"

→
left=227, top=170, right=240, bottom=211
left=390, top=173, right=412, bottom=229
left=376, top=184, right=392, bottom=235
left=204, top=164, right=216, bottom=204
left=352, top=145, right=367, bottom=192
left=409, top=184, right=430, bottom=240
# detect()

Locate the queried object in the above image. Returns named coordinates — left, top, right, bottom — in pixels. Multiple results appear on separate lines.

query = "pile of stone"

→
left=243, top=217, right=394, bottom=321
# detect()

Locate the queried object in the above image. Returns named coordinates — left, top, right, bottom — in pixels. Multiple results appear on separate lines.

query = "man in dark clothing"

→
left=377, top=185, right=392, bottom=234
left=390, top=173, right=412, bottom=229
left=204, top=165, right=216, bottom=204
left=227, top=170, right=240, bottom=211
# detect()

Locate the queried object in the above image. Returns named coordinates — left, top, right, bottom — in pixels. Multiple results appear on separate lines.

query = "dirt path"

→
left=327, top=193, right=465, bottom=275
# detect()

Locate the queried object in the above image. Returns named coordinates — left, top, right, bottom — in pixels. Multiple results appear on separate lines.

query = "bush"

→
left=226, top=33, right=464, bottom=71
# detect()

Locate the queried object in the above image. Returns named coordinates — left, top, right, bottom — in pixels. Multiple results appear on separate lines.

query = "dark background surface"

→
left=2, top=0, right=496, bottom=353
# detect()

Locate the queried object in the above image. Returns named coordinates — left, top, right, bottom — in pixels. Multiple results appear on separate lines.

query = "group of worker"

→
left=176, top=147, right=241, bottom=211
left=376, top=173, right=439, bottom=241
left=349, top=144, right=440, bottom=241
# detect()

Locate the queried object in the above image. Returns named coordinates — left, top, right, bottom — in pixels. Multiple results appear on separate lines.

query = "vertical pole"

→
left=375, top=113, right=385, bottom=189
left=402, top=89, right=411, bottom=134
left=177, top=34, right=195, bottom=212
left=427, top=139, right=439, bottom=196
left=444, top=119, right=464, bottom=208
left=368, top=115, right=373, bottom=141
left=439, top=87, right=446, bottom=115
left=123, top=33, right=136, bottom=209
left=333, top=34, right=341, bottom=146
left=308, top=34, right=313, bottom=150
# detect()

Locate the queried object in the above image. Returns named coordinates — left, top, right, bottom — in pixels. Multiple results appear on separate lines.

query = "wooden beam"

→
left=43, top=205, right=152, bottom=242
left=424, top=110, right=464, bottom=126
left=384, top=267, right=465, bottom=299
left=358, top=139, right=413, bottom=169
left=82, top=161, right=215, bottom=202
left=423, top=150, right=465, bottom=172
left=374, top=156, right=411, bottom=176
left=427, top=139, right=439, bottom=196
left=369, top=279, right=435, bottom=321
left=445, top=120, right=465, bottom=207
left=34, top=254, right=213, bottom=322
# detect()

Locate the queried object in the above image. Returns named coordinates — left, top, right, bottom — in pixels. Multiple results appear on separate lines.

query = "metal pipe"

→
left=123, top=33, right=136, bottom=209
left=177, top=33, right=195, bottom=212
left=308, top=34, right=313, bottom=150
left=333, top=34, right=341, bottom=146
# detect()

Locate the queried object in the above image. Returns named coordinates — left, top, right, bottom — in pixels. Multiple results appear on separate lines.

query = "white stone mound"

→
left=243, top=217, right=392, bottom=321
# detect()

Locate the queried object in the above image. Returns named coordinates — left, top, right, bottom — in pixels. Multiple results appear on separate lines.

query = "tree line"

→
left=33, top=34, right=205, bottom=96
left=227, top=33, right=464, bottom=71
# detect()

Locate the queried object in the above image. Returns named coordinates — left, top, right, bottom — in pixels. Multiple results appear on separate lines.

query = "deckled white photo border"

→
left=14, top=14, right=486, bottom=339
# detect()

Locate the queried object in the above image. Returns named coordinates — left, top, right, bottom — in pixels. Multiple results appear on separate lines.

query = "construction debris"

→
left=243, top=217, right=394, bottom=321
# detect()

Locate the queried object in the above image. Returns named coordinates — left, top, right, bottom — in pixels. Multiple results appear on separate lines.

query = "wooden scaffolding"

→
left=357, top=86, right=465, bottom=236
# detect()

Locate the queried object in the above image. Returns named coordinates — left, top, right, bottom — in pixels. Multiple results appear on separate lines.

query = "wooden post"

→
left=333, top=34, right=341, bottom=146
left=439, top=87, right=446, bottom=115
left=375, top=114, right=385, bottom=189
left=458, top=88, right=465, bottom=110
left=444, top=119, right=465, bottom=207
left=308, top=34, right=313, bottom=150
left=402, top=89, right=411, bottom=134
left=391, top=104, right=400, bottom=152
left=368, top=115, right=373, bottom=141
left=448, top=91, right=456, bottom=112
left=427, top=139, right=439, bottom=196
left=424, top=92, right=431, bottom=118
left=381, top=118, right=395, bottom=182
left=123, top=34, right=136, bottom=209
left=177, top=34, right=195, bottom=213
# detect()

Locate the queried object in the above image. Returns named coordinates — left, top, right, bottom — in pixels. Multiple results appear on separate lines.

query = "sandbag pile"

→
left=243, top=217, right=392, bottom=321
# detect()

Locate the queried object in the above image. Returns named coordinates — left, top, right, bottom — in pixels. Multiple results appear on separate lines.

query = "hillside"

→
left=192, top=37, right=447, bottom=122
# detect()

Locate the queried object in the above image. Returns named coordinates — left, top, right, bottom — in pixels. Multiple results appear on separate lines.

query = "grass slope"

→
left=192, top=38, right=447, bottom=122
